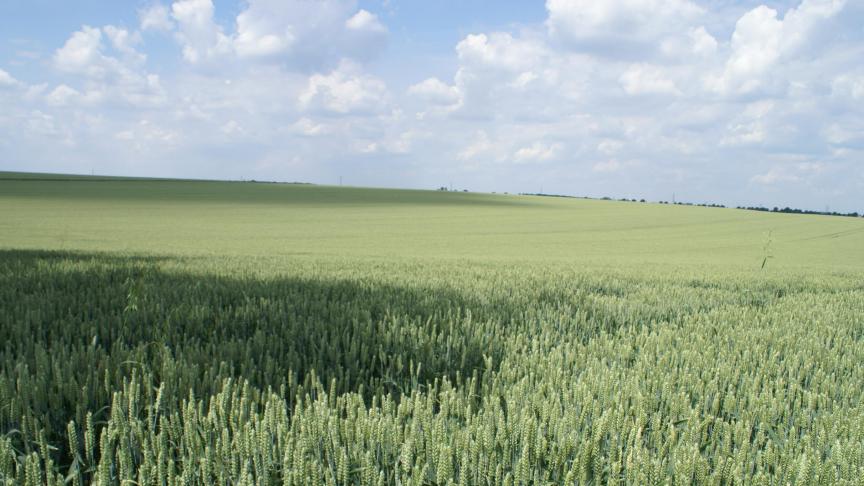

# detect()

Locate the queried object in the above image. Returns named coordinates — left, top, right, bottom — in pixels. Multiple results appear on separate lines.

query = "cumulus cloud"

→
left=54, top=25, right=147, bottom=76
left=51, top=25, right=165, bottom=108
left=444, top=32, right=565, bottom=120
left=832, top=73, right=864, bottom=101
left=220, top=120, right=243, bottom=135
left=457, top=131, right=498, bottom=162
left=345, top=9, right=386, bottom=34
left=113, top=119, right=179, bottom=151
left=45, top=85, right=81, bottom=106
left=0, top=69, right=21, bottom=88
left=456, top=33, right=545, bottom=73
left=751, top=162, right=825, bottom=185
left=166, top=0, right=387, bottom=67
left=234, top=12, right=294, bottom=59
left=722, top=101, right=775, bottom=146
left=711, top=1, right=848, bottom=95
left=546, top=0, right=704, bottom=58
left=103, top=26, right=145, bottom=63
left=54, top=26, right=106, bottom=76
left=171, top=0, right=233, bottom=63
left=593, top=159, right=623, bottom=173
left=290, top=117, right=330, bottom=136
left=513, top=142, right=562, bottom=163
left=298, top=61, right=389, bottom=115
left=24, top=111, right=60, bottom=135
left=688, top=27, right=718, bottom=57
left=619, top=64, right=680, bottom=96
left=408, top=78, right=461, bottom=106
left=353, top=130, right=413, bottom=155
left=139, top=3, right=175, bottom=32
left=660, top=26, right=717, bottom=59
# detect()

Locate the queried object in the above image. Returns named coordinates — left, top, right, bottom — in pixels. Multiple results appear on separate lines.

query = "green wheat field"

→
left=1, top=171, right=864, bottom=485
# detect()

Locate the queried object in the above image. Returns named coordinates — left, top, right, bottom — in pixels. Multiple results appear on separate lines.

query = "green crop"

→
left=0, top=173, right=863, bottom=484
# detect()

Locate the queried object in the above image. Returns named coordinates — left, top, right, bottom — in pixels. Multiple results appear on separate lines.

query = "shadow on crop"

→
left=0, top=249, right=501, bottom=403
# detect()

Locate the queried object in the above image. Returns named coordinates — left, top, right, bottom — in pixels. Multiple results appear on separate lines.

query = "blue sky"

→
left=0, top=0, right=862, bottom=212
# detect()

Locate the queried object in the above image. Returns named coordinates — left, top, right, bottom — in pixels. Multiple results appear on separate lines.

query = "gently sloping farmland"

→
left=1, top=173, right=863, bottom=484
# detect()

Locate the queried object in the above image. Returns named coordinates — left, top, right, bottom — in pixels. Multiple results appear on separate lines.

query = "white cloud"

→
left=299, top=61, right=389, bottom=115
left=751, top=168, right=797, bottom=185
left=354, top=130, right=413, bottom=155
left=546, top=0, right=704, bottom=57
left=619, top=64, right=680, bottom=96
left=721, top=100, right=775, bottom=145
left=446, top=32, right=564, bottom=120
left=0, top=69, right=21, bottom=88
left=233, top=1, right=296, bottom=59
left=140, top=3, right=175, bottom=32
left=103, top=26, right=145, bottom=63
left=513, top=142, right=562, bottom=163
left=234, top=29, right=293, bottom=59
left=54, top=26, right=106, bottom=76
left=171, top=0, right=233, bottom=63
left=290, top=117, right=329, bottom=136
left=171, top=0, right=387, bottom=66
left=457, top=130, right=496, bottom=161
left=593, top=159, right=623, bottom=173
left=750, top=162, right=826, bottom=185
left=408, top=78, right=461, bottom=106
left=661, top=26, right=718, bottom=58
left=456, top=33, right=545, bottom=72
left=688, top=27, right=718, bottom=57
left=455, top=131, right=562, bottom=165
left=712, top=6, right=783, bottom=95
left=797, top=162, right=825, bottom=173
left=781, top=0, right=848, bottom=54
left=51, top=25, right=165, bottom=108
left=54, top=25, right=145, bottom=76
left=345, top=9, right=386, bottom=33
left=51, top=86, right=106, bottom=107
left=23, top=83, right=48, bottom=101
left=112, top=119, right=179, bottom=151
left=724, top=123, right=766, bottom=145
left=712, top=1, right=848, bottom=95
left=45, top=84, right=81, bottom=106
left=509, top=71, right=539, bottom=89
left=25, top=111, right=62, bottom=137
left=597, top=139, right=623, bottom=155
left=221, top=120, right=243, bottom=135
left=824, top=122, right=864, bottom=147
left=832, top=73, right=864, bottom=101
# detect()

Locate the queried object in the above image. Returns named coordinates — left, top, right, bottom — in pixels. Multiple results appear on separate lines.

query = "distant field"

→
left=1, top=172, right=863, bottom=484
left=2, top=172, right=862, bottom=269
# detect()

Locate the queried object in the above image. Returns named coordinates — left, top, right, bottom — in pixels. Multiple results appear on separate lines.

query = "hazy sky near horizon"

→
left=0, top=0, right=862, bottom=211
